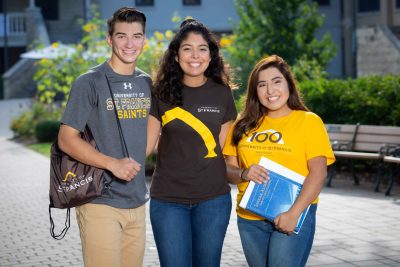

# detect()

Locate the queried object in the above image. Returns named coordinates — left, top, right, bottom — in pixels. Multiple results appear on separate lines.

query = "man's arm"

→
left=58, top=124, right=141, bottom=181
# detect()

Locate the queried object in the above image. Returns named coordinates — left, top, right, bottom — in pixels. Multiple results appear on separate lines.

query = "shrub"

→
left=10, top=111, right=34, bottom=139
left=10, top=102, right=61, bottom=139
left=35, top=120, right=60, bottom=142
left=300, top=75, right=400, bottom=126
left=138, top=30, right=173, bottom=79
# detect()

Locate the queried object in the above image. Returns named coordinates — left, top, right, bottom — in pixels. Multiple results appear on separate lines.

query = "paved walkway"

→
left=1, top=99, right=400, bottom=267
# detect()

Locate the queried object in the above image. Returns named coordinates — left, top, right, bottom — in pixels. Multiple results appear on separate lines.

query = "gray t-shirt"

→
left=61, top=62, right=152, bottom=208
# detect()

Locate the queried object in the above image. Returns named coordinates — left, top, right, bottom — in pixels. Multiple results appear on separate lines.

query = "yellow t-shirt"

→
left=223, top=110, right=335, bottom=220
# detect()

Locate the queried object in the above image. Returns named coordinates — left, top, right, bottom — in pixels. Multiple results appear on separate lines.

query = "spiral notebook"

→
left=239, top=157, right=310, bottom=234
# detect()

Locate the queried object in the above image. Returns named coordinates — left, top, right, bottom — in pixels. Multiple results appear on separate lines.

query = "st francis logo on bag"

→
left=63, top=171, right=76, bottom=182
left=58, top=173, right=95, bottom=193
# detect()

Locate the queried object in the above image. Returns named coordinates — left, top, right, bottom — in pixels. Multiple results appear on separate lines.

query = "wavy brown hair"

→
left=232, top=55, right=309, bottom=145
left=153, top=19, right=231, bottom=106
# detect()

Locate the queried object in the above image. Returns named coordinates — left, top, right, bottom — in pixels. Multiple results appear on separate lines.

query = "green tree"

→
left=225, top=0, right=336, bottom=95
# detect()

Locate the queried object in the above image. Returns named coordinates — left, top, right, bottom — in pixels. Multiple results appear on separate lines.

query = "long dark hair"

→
left=153, top=19, right=231, bottom=106
left=232, top=55, right=309, bottom=145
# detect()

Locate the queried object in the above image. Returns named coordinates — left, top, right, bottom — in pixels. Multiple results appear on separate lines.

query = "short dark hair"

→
left=107, top=7, right=146, bottom=36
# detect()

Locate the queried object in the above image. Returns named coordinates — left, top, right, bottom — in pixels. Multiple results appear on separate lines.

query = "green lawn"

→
left=27, top=143, right=51, bottom=157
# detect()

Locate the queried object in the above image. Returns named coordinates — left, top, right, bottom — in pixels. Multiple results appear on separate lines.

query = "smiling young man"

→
left=58, top=7, right=151, bottom=267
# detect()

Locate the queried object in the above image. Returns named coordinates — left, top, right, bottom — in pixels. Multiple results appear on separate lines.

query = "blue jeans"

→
left=237, top=204, right=317, bottom=267
left=150, top=193, right=232, bottom=267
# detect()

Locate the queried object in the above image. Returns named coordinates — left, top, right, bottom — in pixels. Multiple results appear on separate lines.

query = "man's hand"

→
left=58, top=124, right=142, bottom=182
left=107, top=157, right=141, bottom=181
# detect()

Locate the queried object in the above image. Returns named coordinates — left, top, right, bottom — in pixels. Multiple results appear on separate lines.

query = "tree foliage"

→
left=225, top=0, right=336, bottom=94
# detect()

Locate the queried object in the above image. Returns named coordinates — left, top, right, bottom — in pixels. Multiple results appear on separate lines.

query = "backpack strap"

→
left=49, top=204, right=70, bottom=240
left=90, top=70, right=130, bottom=158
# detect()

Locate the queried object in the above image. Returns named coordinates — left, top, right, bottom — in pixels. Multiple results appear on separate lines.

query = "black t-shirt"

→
left=150, top=79, right=237, bottom=204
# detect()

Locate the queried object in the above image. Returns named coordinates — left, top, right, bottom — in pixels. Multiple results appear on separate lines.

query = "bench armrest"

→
left=379, top=144, right=400, bottom=156
left=390, top=146, right=400, bottom=157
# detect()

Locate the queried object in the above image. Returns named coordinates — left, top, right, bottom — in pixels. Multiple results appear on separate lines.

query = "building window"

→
left=183, top=0, right=201, bottom=6
left=397, top=0, right=400, bottom=8
left=358, top=0, right=380, bottom=13
left=36, top=0, right=59, bottom=20
left=135, top=0, right=154, bottom=6
left=313, top=0, right=330, bottom=6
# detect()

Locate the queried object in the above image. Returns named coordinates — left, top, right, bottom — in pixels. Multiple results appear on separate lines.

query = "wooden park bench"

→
left=326, top=124, right=400, bottom=195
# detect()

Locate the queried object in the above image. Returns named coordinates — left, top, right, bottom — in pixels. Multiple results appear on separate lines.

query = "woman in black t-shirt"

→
left=146, top=19, right=237, bottom=267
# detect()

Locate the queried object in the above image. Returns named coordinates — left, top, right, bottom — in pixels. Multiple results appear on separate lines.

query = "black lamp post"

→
left=3, top=0, right=9, bottom=72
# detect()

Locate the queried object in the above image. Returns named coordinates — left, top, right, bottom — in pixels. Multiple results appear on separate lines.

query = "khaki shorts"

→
left=76, top=203, right=146, bottom=267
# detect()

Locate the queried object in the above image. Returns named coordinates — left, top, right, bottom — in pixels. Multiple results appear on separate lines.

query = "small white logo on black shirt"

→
left=198, top=106, right=220, bottom=113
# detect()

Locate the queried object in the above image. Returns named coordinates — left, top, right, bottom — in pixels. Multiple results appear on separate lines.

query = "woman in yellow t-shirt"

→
left=223, top=55, right=335, bottom=267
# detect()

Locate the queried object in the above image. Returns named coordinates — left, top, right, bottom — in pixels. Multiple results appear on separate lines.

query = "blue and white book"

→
left=239, top=157, right=310, bottom=234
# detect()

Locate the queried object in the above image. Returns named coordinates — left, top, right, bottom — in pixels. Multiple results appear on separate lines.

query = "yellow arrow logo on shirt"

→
left=161, top=107, right=217, bottom=158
